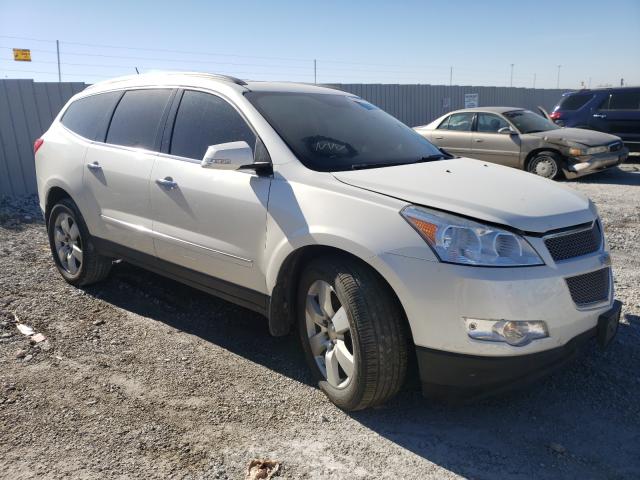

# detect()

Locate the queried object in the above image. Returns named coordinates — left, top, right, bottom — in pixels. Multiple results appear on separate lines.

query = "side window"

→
left=60, top=92, right=122, bottom=140
left=604, top=92, right=640, bottom=110
left=436, top=116, right=450, bottom=130
left=446, top=112, right=474, bottom=131
left=170, top=90, right=256, bottom=160
left=106, top=89, right=173, bottom=150
left=476, top=113, right=510, bottom=133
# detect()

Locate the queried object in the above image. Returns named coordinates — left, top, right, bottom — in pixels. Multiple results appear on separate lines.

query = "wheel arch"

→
left=267, top=244, right=411, bottom=343
left=44, top=185, right=73, bottom=227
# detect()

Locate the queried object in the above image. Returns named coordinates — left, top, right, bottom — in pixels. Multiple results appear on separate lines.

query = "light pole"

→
left=510, top=63, right=514, bottom=87
left=556, top=65, right=561, bottom=89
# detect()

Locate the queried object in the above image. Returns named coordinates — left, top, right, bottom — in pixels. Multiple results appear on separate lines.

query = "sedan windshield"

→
left=245, top=92, right=445, bottom=171
left=503, top=110, right=560, bottom=134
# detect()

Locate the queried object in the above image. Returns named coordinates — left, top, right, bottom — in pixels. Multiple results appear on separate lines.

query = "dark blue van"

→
left=550, top=87, right=640, bottom=151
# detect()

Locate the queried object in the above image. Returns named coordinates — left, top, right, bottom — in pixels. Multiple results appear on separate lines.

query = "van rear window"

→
left=557, top=94, right=592, bottom=110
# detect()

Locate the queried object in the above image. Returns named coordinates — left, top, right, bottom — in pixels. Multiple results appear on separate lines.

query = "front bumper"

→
left=564, top=147, right=629, bottom=179
left=416, top=300, right=621, bottom=400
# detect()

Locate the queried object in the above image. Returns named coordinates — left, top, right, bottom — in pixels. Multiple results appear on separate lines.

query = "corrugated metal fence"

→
left=329, top=84, right=564, bottom=128
left=0, top=79, right=564, bottom=197
left=0, top=79, right=88, bottom=196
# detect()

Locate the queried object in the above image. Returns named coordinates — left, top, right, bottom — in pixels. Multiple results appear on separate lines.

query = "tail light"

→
left=549, top=111, right=562, bottom=120
left=34, top=138, right=44, bottom=154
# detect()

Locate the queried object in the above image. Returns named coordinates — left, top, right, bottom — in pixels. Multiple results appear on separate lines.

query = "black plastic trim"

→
left=416, top=326, right=599, bottom=401
left=93, top=237, right=269, bottom=316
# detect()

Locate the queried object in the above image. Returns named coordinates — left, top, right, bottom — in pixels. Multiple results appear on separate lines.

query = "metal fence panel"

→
left=0, top=79, right=565, bottom=197
left=326, top=83, right=564, bottom=127
left=0, top=79, right=87, bottom=196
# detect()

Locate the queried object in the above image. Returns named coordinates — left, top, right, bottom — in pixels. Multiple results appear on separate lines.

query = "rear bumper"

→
left=564, top=148, right=629, bottom=178
left=417, top=300, right=621, bottom=400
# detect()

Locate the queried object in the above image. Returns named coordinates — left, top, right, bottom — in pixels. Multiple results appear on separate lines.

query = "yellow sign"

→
left=13, top=49, right=32, bottom=62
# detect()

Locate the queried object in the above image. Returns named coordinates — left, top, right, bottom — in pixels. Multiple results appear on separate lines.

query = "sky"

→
left=0, top=0, right=639, bottom=89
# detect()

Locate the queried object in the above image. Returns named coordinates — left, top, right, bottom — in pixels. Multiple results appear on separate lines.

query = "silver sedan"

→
left=414, top=107, right=629, bottom=179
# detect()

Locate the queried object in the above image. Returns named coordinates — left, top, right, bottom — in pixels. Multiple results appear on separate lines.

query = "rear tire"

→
left=298, top=256, right=408, bottom=411
left=47, top=198, right=112, bottom=286
left=527, top=151, right=563, bottom=180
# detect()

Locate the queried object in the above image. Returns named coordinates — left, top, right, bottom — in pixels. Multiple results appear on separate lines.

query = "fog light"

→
left=464, top=318, right=548, bottom=346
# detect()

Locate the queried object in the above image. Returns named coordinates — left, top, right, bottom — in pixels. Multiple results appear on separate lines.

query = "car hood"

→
left=528, top=127, right=619, bottom=147
left=332, top=158, right=595, bottom=233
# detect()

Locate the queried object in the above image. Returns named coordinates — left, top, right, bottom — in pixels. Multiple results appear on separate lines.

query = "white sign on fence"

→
left=464, top=93, right=479, bottom=108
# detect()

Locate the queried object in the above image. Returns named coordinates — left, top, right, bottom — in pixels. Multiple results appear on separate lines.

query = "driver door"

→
left=150, top=90, right=271, bottom=294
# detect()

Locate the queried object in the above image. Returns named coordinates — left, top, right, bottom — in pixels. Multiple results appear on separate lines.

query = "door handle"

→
left=86, top=162, right=102, bottom=171
left=434, top=136, right=444, bottom=140
left=156, top=177, right=178, bottom=189
left=474, top=139, right=484, bottom=143
left=593, top=113, right=607, bottom=119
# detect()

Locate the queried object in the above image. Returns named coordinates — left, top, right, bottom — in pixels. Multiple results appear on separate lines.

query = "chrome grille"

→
left=609, top=141, right=623, bottom=152
left=565, top=268, right=610, bottom=307
left=544, top=222, right=602, bottom=262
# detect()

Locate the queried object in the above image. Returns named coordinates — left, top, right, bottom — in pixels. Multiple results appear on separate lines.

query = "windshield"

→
left=503, top=110, right=560, bottom=134
left=245, top=92, right=445, bottom=171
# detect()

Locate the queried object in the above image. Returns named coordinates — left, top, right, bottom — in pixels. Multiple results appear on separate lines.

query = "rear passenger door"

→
left=590, top=90, right=640, bottom=147
left=149, top=89, right=271, bottom=294
left=471, top=113, right=521, bottom=167
left=430, top=112, right=474, bottom=156
left=83, top=88, right=175, bottom=255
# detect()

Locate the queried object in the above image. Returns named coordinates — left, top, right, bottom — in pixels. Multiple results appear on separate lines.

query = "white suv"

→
left=35, top=72, right=621, bottom=410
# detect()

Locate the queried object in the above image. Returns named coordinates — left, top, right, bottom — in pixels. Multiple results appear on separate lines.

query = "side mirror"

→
left=201, top=141, right=254, bottom=170
left=498, top=126, right=516, bottom=135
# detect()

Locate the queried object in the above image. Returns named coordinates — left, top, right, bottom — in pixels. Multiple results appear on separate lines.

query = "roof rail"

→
left=85, top=71, right=248, bottom=90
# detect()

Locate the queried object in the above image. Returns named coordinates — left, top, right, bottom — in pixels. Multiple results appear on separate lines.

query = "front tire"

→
left=47, top=198, right=112, bottom=286
left=298, top=256, right=408, bottom=411
left=527, top=151, right=563, bottom=180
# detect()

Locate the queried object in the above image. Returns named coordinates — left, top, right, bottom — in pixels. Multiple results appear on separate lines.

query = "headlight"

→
left=586, top=145, right=608, bottom=155
left=401, top=206, right=543, bottom=267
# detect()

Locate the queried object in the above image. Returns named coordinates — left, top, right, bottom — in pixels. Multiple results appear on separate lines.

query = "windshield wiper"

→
left=351, top=161, right=403, bottom=170
left=412, top=154, right=448, bottom=163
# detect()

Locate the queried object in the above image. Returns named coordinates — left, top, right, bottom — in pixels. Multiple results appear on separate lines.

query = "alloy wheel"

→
left=53, top=212, right=83, bottom=276
left=304, top=280, right=355, bottom=388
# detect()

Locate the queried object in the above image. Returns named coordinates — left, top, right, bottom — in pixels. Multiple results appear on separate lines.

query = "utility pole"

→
left=556, top=64, right=561, bottom=89
left=56, top=40, right=61, bottom=82
left=449, top=66, right=453, bottom=87
left=533, top=73, right=536, bottom=89
left=510, top=63, right=514, bottom=87
left=314, top=59, right=317, bottom=84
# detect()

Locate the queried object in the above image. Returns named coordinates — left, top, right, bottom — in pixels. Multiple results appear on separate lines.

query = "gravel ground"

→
left=1, top=163, right=639, bottom=480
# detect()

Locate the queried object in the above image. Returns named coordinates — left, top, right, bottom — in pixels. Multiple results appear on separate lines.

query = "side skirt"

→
left=92, top=237, right=270, bottom=317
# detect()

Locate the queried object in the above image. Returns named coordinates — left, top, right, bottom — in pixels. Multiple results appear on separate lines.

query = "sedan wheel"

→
left=528, top=152, right=561, bottom=179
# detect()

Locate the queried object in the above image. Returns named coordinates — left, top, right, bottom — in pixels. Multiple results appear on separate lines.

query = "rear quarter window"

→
left=60, top=91, right=122, bottom=140
left=558, top=94, right=593, bottom=110
left=106, top=89, right=174, bottom=151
